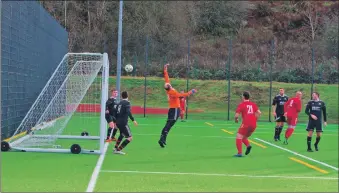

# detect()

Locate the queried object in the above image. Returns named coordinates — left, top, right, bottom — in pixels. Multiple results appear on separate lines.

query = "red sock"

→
left=285, top=128, right=294, bottom=139
left=236, top=138, right=243, bottom=154
left=180, top=114, right=184, bottom=119
left=242, top=138, right=250, bottom=147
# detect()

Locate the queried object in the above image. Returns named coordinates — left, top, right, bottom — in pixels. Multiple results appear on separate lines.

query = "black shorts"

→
left=105, top=114, right=114, bottom=123
left=275, top=114, right=286, bottom=122
left=168, top=108, right=180, bottom=121
left=116, top=123, right=132, bottom=137
left=306, top=120, right=323, bottom=132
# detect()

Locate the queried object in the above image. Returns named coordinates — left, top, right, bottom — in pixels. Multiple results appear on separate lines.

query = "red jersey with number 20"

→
left=236, top=100, right=259, bottom=126
left=284, top=97, right=302, bottom=117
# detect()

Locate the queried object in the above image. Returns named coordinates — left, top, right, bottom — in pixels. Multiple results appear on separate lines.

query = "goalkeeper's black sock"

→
left=112, top=128, right=118, bottom=138
left=117, top=139, right=131, bottom=151
left=307, top=136, right=312, bottom=150
left=106, top=127, right=113, bottom=139
left=115, top=135, right=124, bottom=149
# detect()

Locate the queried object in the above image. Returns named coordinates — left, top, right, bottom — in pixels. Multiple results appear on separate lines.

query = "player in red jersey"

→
left=179, top=91, right=186, bottom=122
left=234, top=91, right=261, bottom=157
left=283, top=91, right=303, bottom=145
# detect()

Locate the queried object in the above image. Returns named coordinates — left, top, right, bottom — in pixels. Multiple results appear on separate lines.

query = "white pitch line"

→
left=138, top=124, right=339, bottom=133
left=100, top=170, right=339, bottom=180
left=86, top=142, right=110, bottom=192
left=255, top=138, right=339, bottom=171
left=133, top=133, right=235, bottom=139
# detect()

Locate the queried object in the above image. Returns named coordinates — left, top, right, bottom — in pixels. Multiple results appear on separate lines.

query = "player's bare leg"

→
left=314, top=132, right=322, bottom=151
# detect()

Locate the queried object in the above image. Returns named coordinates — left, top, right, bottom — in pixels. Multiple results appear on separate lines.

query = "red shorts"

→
left=287, top=116, right=298, bottom=126
left=238, top=123, right=257, bottom=137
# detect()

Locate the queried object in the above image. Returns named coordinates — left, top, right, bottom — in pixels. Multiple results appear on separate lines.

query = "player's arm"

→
left=296, top=99, right=302, bottom=112
left=322, top=102, right=327, bottom=123
left=272, top=96, right=277, bottom=114
left=234, top=104, right=242, bottom=123
left=126, top=103, right=137, bottom=126
left=305, top=101, right=311, bottom=116
left=254, top=104, right=261, bottom=118
left=168, top=89, right=196, bottom=98
left=164, top=64, right=170, bottom=84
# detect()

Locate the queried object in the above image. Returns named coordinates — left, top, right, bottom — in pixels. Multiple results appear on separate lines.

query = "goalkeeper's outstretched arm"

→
left=164, top=64, right=170, bottom=84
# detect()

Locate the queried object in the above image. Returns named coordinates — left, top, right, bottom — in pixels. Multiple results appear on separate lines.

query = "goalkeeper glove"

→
left=191, top=89, right=197, bottom=94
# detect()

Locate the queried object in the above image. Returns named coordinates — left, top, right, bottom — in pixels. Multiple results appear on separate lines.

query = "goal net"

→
left=2, top=53, right=109, bottom=154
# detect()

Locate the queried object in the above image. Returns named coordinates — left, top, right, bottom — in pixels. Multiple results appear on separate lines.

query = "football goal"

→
left=1, top=53, right=109, bottom=154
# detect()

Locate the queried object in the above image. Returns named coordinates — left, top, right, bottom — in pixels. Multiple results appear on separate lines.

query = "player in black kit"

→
left=105, top=89, right=118, bottom=142
left=272, top=88, right=289, bottom=141
left=113, top=91, right=138, bottom=155
left=305, top=92, right=327, bottom=152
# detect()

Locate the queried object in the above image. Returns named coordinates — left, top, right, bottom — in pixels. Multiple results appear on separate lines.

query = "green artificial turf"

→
left=2, top=116, right=338, bottom=192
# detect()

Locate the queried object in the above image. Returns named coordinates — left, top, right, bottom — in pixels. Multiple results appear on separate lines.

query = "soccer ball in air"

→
left=125, top=64, right=133, bottom=72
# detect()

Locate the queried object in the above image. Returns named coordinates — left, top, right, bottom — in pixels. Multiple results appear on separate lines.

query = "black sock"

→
left=315, top=136, right=321, bottom=146
left=278, top=126, right=283, bottom=136
left=307, top=136, right=312, bottom=149
left=115, top=135, right=124, bottom=149
left=112, top=128, right=118, bottom=138
left=274, top=126, right=279, bottom=138
left=106, top=127, right=112, bottom=139
left=117, top=139, right=131, bottom=151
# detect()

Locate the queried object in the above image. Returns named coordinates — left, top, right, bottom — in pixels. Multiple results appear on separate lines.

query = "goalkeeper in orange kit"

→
left=158, top=64, right=197, bottom=148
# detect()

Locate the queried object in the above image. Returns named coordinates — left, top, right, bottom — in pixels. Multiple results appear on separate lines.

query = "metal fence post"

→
left=227, top=39, right=232, bottom=121
left=186, top=39, right=190, bottom=120
left=268, top=39, right=275, bottom=122
left=143, top=36, right=149, bottom=117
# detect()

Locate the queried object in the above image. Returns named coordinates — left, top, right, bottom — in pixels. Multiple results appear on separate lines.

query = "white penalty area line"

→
left=86, top=142, right=110, bottom=192
left=100, top=170, right=339, bottom=180
left=255, top=138, right=339, bottom=172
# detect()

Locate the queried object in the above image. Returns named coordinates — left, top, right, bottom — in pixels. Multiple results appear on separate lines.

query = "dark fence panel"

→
left=1, top=1, right=68, bottom=139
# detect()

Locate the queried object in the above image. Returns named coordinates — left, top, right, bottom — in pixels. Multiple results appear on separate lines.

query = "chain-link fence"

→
left=109, top=35, right=338, bottom=124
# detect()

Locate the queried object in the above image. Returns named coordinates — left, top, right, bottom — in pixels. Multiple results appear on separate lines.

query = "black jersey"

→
left=305, top=100, right=327, bottom=122
left=272, top=94, right=289, bottom=115
left=115, top=99, right=135, bottom=125
left=106, top=97, right=117, bottom=116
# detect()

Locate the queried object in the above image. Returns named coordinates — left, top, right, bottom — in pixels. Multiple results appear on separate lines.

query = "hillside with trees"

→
left=40, top=1, right=338, bottom=83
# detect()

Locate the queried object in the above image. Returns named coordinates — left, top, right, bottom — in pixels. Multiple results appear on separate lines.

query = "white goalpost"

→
left=1, top=53, right=109, bottom=154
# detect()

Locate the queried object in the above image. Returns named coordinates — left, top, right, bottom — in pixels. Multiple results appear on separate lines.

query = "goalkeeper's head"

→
left=164, top=83, right=172, bottom=90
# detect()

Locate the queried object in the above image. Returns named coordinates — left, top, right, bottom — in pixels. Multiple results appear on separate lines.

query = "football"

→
left=125, top=64, right=133, bottom=72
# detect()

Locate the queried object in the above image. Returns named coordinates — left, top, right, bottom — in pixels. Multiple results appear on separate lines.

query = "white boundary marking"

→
left=255, top=138, right=339, bottom=171
left=86, top=142, right=110, bottom=192
left=100, top=170, right=339, bottom=180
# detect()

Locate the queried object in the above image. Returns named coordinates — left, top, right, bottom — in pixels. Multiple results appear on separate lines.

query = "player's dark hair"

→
left=313, top=92, right=319, bottom=97
left=121, top=91, right=128, bottom=99
left=279, top=88, right=284, bottom=90
left=243, top=91, right=250, bottom=100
